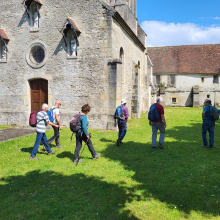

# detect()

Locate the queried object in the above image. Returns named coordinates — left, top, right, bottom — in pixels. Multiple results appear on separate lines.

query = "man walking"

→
left=114, top=99, right=129, bottom=146
left=48, top=100, right=63, bottom=148
left=202, top=99, right=220, bottom=149
left=149, top=97, right=166, bottom=149
left=30, top=104, right=58, bottom=160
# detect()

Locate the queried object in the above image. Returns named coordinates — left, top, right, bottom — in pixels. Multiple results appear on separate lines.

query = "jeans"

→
left=74, top=132, right=96, bottom=160
left=118, top=120, right=127, bottom=141
left=31, top=132, right=52, bottom=158
left=48, top=126, right=60, bottom=146
left=152, top=122, right=165, bottom=147
left=202, top=122, right=215, bottom=147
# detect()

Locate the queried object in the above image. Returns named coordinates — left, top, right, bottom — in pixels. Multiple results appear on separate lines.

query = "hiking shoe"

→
left=56, top=145, right=63, bottom=149
left=29, top=157, right=39, bottom=160
left=93, top=153, right=101, bottom=160
left=74, top=159, right=82, bottom=163
left=152, top=146, right=157, bottom=149
left=201, top=145, right=208, bottom=148
left=158, top=145, right=164, bottom=149
left=117, top=139, right=121, bottom=146
left=48, top=150, right=56, bottom=155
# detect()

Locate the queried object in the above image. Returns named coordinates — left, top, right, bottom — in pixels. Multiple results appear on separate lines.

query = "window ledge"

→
left=66, top=55, right=77, bottom=60
left=0, top=60, right=7, bottom=63
left=30, top=28, right=39, bottom=33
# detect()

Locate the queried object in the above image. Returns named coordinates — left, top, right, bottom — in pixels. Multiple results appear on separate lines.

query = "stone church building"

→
left=0, top=0, right=154, bottom=128
left=148, top=44, right=220, bottom=107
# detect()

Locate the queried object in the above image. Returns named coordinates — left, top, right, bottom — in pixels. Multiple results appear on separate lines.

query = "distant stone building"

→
left=0, top=0, right=155, bottom=128
left=148, top=44, right=220, bottom=107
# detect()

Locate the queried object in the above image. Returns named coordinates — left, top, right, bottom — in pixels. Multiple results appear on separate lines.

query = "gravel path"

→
left=0, top=127, right=36, bottom=142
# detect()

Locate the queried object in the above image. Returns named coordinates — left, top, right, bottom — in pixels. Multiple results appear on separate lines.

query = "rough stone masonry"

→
left=0, top=0, right=154, bottom=129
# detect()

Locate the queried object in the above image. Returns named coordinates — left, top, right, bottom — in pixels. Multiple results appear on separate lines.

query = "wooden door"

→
left=30, top=79, right=48, bottom=112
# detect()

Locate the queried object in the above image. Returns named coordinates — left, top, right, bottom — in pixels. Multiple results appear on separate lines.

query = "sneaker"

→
left=74, top=159, right=82, bottom=163
left=209, top=146, right=214, bottom=150
left=201, top=145, right=208, bottom=148
left=29, top=157, right=39, bottom=160
left=158, top=145, right=164, bottom=149
left=117, top=139, right=121, bottom=146
left=48, top=150, right=56, bottom=155
left=93, top=153, right=101, bottom=160
left=152, top=146, right=157, bottom=149
left=56, top=145, right=63, bottom=149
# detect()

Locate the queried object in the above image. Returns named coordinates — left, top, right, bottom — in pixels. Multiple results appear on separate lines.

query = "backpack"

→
left=115, top=106, right=124, bottom=119
left=47, top=107, right=57, bottom=122
left=29, top=111, right=44, bottom=127
left=148, top=104, right=160, bottom=121
left=209, top=106, right=219, bottom=121
left=70, top=114, right=81, bottom=133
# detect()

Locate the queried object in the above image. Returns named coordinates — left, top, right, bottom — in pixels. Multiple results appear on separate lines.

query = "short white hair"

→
left=156, top=97, right=162, bottom=103
left=42, top=103, right=48, bottom=110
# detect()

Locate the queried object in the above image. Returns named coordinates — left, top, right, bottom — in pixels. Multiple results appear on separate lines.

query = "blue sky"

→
left=138, top=0, right=220, bottom=46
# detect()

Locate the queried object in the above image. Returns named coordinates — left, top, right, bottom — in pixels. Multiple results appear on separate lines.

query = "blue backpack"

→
left=115, top=106, right=124, bottom=119
left=148, top=104, right=160, bottom=121
left=47, top=107, right=57, bottom=122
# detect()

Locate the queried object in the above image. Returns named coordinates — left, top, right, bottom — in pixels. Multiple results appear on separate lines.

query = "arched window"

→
left=120, top=47, right=124, bottom=83
left=23, top=0, right=42, bottom=28
left=61, top=18, right=81, bottom=58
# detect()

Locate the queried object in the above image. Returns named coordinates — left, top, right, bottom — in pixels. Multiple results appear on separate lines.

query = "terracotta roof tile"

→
left=0, top=29, right=9, bottom=41
left=148, top=44, right=220, bottom=74
left=68, top=18, right=81, bottom=33
left=22, top=0, right=42, bottom=5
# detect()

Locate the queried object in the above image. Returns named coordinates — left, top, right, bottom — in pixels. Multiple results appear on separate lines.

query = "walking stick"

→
left=76, top=133, right=91, bottom=166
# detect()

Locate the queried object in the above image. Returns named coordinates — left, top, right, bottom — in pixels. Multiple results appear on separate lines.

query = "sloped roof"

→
left=148, top=44, right=220, bottom=74
left=0, top=29, right=10, bottom=41
left=22, top=0, right=42, bottom=5
left=61, top=18, right=81, bottom=37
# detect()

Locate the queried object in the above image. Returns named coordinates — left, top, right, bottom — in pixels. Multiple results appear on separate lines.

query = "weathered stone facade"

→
left=0, top=0, right=153, bottom=128
left=148, top=44, right=220, bottom=107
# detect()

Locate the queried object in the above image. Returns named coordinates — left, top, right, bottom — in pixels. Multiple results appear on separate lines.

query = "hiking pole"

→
left=76, top=133, right=91, bottom=167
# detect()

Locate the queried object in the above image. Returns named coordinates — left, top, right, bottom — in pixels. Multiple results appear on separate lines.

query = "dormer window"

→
left=0, top=29, right=10, bottom=62
left=23, top=0, right=42, bottom=29
left=61, top=18, right=81, bottom=58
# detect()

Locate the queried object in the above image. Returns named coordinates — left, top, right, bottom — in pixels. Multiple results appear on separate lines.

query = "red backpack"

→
left=29, top=111, right=44, bottom=127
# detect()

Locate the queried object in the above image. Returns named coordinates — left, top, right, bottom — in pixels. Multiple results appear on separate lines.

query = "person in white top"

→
left=30, top=104, right=59, bottom=160
left=47, top=100, right=63, bottom=148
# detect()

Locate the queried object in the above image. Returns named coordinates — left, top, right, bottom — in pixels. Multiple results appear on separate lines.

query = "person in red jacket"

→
left=149, top=97, right=167, bottom=149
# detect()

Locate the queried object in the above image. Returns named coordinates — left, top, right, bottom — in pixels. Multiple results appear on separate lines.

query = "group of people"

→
left=30, top=96, right=218, bottom=162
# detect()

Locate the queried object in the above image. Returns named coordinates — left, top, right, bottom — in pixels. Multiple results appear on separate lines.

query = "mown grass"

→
left=0, top=107, right=220, bottom=220
left=0, top=125, right=13, bottom=129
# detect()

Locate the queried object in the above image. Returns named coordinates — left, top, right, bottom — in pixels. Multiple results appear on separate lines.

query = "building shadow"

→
left=0, top=170, right=140, bottom=220
left=101, top=121, right=220, bottom=217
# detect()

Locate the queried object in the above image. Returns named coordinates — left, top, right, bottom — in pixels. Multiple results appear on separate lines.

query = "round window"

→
left=30, top=45, right=45, bottom=64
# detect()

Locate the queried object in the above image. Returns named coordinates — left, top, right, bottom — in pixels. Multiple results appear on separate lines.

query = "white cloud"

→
left=141, top=21, right=220, bottom=47
left=213, top=17, right=220, bottom=20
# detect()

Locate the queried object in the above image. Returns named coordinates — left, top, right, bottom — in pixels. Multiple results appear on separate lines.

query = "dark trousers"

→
left=118, top=120, right=127, bottom=141
left=74, top=132, right=96, bottom=160
left=202, top=122, right=215, bottom=147
left=48, top=126, right=60, bottom=146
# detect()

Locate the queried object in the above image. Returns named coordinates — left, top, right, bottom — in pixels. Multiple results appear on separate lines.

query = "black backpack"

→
left=209, top=106, right=219, bottom=121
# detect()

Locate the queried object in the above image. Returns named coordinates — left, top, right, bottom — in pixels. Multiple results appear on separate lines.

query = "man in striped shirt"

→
left=30, top=104, right=59, bottom=160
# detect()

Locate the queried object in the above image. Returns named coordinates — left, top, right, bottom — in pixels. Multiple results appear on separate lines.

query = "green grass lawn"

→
left=0, top=107, right=220, bottom=220
left=0, top=125, right=13, bottom=129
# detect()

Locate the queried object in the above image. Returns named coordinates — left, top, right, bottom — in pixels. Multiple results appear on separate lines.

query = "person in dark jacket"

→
left=74, top=104, right=101, bottom=163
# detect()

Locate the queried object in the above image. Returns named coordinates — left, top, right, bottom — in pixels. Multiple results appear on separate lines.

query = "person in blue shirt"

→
left=202, top=99, right=220, bottom=149
left=74, top=104, right=101, bottom=163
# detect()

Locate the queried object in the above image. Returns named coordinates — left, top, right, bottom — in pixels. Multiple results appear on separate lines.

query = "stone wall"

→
left=0, top=0, right=150, bottom=128
left=0, top=0, right=114, bottom=128
left=111, top=18, right=148, bottom=118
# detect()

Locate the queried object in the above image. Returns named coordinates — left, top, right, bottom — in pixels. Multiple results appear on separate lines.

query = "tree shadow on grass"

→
left=0, top=170, right=140, bottom=220
left=101, top=122, right=220, bottom=218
